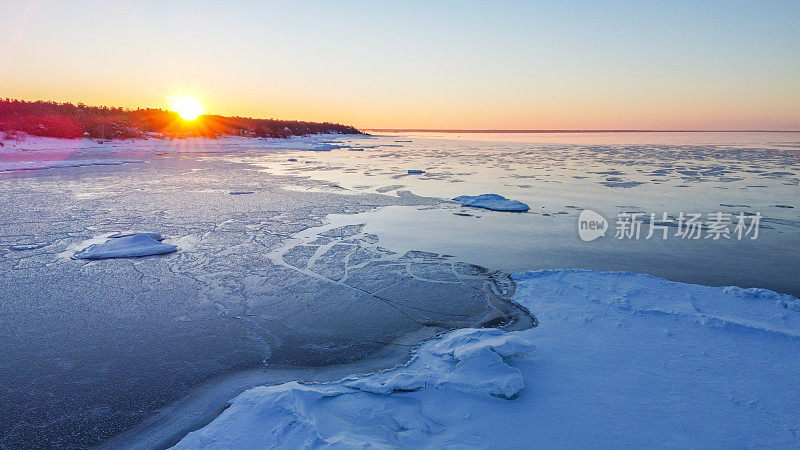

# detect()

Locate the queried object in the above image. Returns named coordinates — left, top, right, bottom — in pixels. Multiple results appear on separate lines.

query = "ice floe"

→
left=176, top=269, right=800, bottom=448
left=72, top=232, right=177, bottom=259
left=9, top=243, right=49, bottom=251
left=600, top=179, right=646, bottom=188
left=453, top=193, right=530, bottom=212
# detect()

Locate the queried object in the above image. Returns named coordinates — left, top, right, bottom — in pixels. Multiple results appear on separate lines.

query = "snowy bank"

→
left=174, top=269, right=800, bottom=448
left=454, top=194, right=530, bottom=212
left=0, top=134, right=360, bottom=172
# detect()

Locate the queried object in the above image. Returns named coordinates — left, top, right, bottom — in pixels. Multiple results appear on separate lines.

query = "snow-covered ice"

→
left=0, top=133, right=355, bottom=173
left=176, top=269, right=800, bottom=448
left=454, top=193, right=530, bottom=212
left=174, top=328, right=533, bottom=449
left=2, top=132, right=799, bottom=447
left=72, top=232, right=177, bottom=259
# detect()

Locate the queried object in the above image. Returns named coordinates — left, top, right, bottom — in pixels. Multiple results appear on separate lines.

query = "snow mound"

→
left=454, top=193, right=530, bottom=212
left=175, top=270, right=800, bottom=448
left=73, top=233, right=177, bottom=259
left=343, top=328, right=530, bottom=398
left=174, top=329, right=532, bottom=448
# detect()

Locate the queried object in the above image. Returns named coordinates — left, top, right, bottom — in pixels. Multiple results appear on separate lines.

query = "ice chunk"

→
left=453, top=193, right=530, bottom=212
left=600, top=180, right=646, bottom=188
left=9, top=243, right=49, bottom=251
left=72, top=233, right=177, bottom=259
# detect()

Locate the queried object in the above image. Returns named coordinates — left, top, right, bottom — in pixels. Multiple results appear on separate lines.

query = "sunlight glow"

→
left=168, top=95, right=204, bottom=121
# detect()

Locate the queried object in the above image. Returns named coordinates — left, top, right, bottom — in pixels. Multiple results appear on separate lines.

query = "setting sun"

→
left=168, top=95, right=204, bottom=121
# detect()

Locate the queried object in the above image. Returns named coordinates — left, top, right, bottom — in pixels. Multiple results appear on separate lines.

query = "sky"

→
left=2, top=0, right=799, bottom=130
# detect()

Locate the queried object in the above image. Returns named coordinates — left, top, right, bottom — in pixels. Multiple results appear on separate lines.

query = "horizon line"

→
left=364, top=128, right=800, bottom=133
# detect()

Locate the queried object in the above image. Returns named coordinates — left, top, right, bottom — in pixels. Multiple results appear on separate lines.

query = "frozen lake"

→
left=0, top=132, right=798, bottom=447
left=256, top=131, right=800, bottom=296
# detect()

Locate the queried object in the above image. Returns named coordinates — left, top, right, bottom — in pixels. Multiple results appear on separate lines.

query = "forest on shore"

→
left=0, top=99, right=363, bottom=140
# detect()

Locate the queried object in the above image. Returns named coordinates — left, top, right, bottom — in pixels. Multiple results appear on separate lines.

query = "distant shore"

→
left=367, top=128, right=800, bottom=133
left=0, top=98, right=363, bottom=140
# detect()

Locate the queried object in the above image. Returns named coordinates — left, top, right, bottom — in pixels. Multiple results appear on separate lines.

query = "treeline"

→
left=0, top=99, right=363, bottom=139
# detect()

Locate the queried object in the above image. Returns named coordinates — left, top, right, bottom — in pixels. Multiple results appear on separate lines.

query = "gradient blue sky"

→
left=2, top=0, right=799, bottom=129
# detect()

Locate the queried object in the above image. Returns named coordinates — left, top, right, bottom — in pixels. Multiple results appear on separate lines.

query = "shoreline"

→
left=101, top=330, right=430, bottom=449
left=103, top=281, right=535, bottom=449
left=172, top=269, right=800, bottom=448
left=0, top=133, right=371, bottom=173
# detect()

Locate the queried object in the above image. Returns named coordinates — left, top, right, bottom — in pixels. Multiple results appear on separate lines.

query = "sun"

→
left=168, top=95, right=204, bottom=121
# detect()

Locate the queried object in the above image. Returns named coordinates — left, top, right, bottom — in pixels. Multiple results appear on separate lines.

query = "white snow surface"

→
left=0, top=134, right=351, bottom=172
left=73, top=232, right=177, bottom=259
left=174, top=269, right=800, bottom=448
left=454, top=193, right=530, bottom=212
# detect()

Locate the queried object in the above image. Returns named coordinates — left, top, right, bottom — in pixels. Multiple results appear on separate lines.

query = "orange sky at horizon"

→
left=3, top=2, right=799, bottom=131
left=7, top=86, right=798, bottom=131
